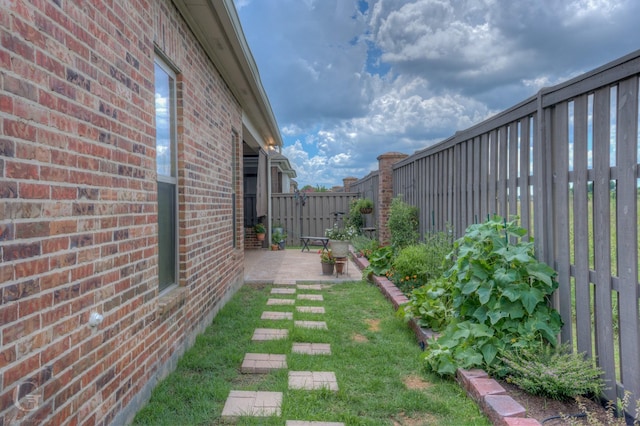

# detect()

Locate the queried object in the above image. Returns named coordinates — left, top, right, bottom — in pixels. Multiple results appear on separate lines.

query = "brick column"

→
left=342, top=177, right=357, bottom=193
left=377, top=152, right=408, bottom=245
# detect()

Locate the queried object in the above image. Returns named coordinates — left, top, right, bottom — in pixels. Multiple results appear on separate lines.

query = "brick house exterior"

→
left=0, top=1, right=282, bottom=424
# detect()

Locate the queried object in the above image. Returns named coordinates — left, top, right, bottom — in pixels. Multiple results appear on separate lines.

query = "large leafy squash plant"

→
left=424, top=216, right=563, bottom=376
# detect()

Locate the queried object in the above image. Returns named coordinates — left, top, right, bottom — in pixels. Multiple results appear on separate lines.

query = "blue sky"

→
left=234, top=0, right=640, bottom=188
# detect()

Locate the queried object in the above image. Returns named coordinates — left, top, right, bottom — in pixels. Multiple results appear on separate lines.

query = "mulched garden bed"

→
left=499, top=379, right=624, bottom=425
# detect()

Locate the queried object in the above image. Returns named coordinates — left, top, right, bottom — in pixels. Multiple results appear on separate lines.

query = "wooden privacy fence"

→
left=271, top=193, right=357, bottom=246
left=389, top=50, right=640, bottom=409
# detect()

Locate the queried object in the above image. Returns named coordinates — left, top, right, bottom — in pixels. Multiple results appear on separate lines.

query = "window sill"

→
left=157, top=286, right=187, bottom=318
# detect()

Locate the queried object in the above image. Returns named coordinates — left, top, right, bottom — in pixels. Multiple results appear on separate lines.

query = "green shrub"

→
left=498, top=343, right=604, bottom=401
left=389, top=232, right=454, bottom=294
left=423, top=215, right=563, bottom=376
left=388, top=196, right=419, bottom=249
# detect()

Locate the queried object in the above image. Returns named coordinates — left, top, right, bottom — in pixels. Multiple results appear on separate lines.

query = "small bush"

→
left=388, top=196, right=419, bottom=249
left=499, top=343, right=605, bottom=401
left=389, top=234, right=453, bottom=294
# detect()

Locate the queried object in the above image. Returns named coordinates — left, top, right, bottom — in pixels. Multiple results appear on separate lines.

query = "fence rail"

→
left=271, top=193, right=357, bottom=246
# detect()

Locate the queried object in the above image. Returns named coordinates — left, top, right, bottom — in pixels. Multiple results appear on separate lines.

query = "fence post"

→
left=343, top=177, right=357, bottom=193
left=377, top=152, right=408, bottom=245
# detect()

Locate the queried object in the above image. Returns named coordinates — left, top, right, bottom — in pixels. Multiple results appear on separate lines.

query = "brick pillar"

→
left=377, top=152, right=408, bottom=245
left=343, top=177, right=357, bottom=193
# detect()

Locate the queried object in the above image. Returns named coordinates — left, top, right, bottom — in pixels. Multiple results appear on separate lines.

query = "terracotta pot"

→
left=335, top=261, right=345, bottom=274
left=256, top=233, right=265, bottom=241
left=321, top=262, right=334, bottom=275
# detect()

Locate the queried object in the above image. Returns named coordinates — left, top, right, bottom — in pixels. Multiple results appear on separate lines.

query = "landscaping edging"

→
left=350, top=251, right=543, bottom=426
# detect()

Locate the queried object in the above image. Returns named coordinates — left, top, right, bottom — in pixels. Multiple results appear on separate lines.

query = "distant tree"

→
left=301, top=185, right=315, bottom=192
left=315, top=185, right=329, bottom=192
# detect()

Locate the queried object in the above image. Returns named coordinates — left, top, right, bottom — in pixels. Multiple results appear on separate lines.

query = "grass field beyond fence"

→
left=133, top=282, right=489, bottom=425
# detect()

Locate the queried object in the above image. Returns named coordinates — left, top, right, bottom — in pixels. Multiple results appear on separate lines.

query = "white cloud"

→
left=237, top=0, right=640, bottom=187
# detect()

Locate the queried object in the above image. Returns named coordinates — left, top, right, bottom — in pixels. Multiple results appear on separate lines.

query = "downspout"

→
left=267, top=150, right=272, bottom=245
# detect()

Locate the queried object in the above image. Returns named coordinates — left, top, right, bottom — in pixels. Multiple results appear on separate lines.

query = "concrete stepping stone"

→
left=297, top=294, right=323, bottom=301
left=252, top=328, right=288, bottom=341
left=286, top=422, right=344, bottom=426
left=221, top=390, right=282, bottom=418
left=292, top=343, right=331, bottom=355
left=261, top=311, right=293, bottom=320
left=275, top=280, right=297, bottom=286
left=272, top=288, right=296, bottom=294
left=289, top=371, right=338, bottom=391
left=267, top=298, right=295, bottom=306
left=296, top=306, right=325, bottom=314
left=297, top=284, right=323, bottom=290
left=241, top=353, right=287, bottom=373
left=295, top=320, right=327, bottom=330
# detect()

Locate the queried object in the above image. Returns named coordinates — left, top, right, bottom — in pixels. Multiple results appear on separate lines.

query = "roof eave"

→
left=172, top=0, right=282, bottom=149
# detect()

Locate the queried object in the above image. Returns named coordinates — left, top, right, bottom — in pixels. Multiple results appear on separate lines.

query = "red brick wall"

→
left=377, top=152, right=408, bottom=245
left=0, top=1, right=244, bottom=425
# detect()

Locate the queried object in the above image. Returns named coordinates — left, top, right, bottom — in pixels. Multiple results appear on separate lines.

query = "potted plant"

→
left=278, top=232, right=287, bottom=250
left=271, top=231, right=284, bottom=250
left=254, top=223, right=266, bottom=241
left=325, top=225, right=357, bottom=258
left=357, top=198, right=374, bottom=214
left=319, top=249, right=335, bottom=275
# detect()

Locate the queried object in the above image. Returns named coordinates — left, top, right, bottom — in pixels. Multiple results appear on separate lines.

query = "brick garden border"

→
left=350, top=251, right=543, bottom=426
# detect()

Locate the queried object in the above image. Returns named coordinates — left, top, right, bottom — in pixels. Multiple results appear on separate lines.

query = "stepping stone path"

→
left=295, top=320, right=328, bottom=330
left=262, top=311, right=294, bottom=320
left=297, top=294, right=323, bottom=301
left=222, top=284, right=344, bottom=425
left=241, top=353, right=287, bottom=373
left=267, top=298, right=295, bottom=305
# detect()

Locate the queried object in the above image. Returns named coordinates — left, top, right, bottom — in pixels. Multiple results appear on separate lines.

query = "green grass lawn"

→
left=133, top=281, right=489, bottom=425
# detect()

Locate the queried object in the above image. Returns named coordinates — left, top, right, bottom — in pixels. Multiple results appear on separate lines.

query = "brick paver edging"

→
left=349, top=249, right=542, bottom=426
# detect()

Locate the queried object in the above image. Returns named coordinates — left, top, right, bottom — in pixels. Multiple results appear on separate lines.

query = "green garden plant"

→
left=498, top=343, right=604, bottom=401
left=399, top=276, right=454, bottom=331
left=345, top=198, right=365, bottom=230
left=362, top=245, right=394, bottom=278
left=388, top=196, right=419, bottom=249
left=423, top=215, right=563, bottom=376
left=350, top=234, right=379, bottom=258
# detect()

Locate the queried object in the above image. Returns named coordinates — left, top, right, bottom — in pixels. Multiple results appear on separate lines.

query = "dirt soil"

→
left=497, top=379, right=625, bottom=425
